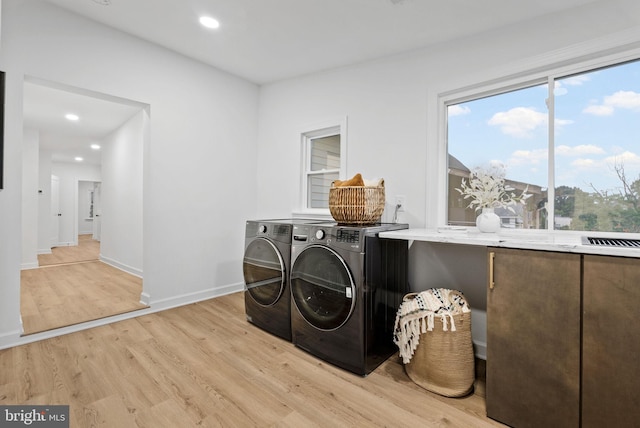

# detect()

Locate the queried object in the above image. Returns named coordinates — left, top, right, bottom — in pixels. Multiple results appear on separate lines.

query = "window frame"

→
left=431, top=39, right=640, bottom=236
left=299, top=117, right=348, bottom=215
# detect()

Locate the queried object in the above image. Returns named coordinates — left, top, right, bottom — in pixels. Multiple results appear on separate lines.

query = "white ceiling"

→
left=43, top=0, right=601, bottom=85
left=28, top=0, right=602, bottom=165
left=23, top=79, right=144, bottom=165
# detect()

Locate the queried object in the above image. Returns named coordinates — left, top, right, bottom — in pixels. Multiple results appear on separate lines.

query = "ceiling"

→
left=43, top=0, right=601, bottom=85
left=23, top=79, right=144, bottom=165
left=27, top=0, right=601, bottom=165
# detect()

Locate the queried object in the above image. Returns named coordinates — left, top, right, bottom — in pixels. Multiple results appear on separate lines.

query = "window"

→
left=301, top=119, right=347, bottom=211
left=446, top=57, right=640, bottom=233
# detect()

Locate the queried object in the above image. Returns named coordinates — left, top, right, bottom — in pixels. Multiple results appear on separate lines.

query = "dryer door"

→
left=243, top=237, right=285, bottom=306
left=291, top=245, right=355, bottom=331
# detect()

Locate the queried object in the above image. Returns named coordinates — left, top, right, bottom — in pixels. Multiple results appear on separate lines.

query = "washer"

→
left=243, top=219, right=322, bottom=341
left=290, top=222, right=409, bottom=375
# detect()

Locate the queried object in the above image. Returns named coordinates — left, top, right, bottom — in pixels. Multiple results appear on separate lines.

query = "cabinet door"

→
left=487, top=248, right=580, bottom=428
left=583, top=255, right=640, bottom=428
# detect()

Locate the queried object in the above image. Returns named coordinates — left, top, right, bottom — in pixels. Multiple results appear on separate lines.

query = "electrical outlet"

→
left=395, top=195, right=406, bottom=212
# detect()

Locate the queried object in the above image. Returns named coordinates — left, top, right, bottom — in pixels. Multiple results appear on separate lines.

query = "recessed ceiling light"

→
left=199, top=16, right=220, bottom=29
left=75, top=157, right=83, bottom=162
left=65, top=113, right=79, bottom=121
left=91, top=144, right=101, bottom=150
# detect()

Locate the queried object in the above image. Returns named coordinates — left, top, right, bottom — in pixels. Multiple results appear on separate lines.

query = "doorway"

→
left=21, top=77, right=148, bottom=335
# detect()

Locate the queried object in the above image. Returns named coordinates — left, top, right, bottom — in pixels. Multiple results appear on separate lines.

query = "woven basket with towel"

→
left=393, top=288, right=475, bottom=397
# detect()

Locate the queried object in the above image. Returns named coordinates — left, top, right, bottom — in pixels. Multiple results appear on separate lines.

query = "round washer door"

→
left=291, top=245, right=355, bottom=331
left=243, top=237, right=285, bottom=306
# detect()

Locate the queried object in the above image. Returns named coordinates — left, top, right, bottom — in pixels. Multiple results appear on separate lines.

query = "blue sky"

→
left=448, top=59, right=640, bottom=194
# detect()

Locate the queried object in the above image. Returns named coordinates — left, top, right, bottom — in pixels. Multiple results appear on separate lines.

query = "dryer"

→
left=290, top=222, right=409, bottom=375
left=243, top=219, right=321, bottom=341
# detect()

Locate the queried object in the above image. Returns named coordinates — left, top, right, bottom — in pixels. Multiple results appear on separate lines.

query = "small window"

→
left=301, top=120, right=346, bottom=210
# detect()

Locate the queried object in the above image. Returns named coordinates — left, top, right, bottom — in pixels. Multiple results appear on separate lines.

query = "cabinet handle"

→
left=489, top=251, right=495, bottom=290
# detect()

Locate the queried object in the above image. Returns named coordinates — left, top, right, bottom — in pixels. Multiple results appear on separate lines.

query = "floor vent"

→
left=582, top=236, right=640, bottom=248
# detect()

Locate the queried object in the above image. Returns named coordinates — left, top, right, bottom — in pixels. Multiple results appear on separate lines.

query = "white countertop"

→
left=379, top=227, right=640, bottom=258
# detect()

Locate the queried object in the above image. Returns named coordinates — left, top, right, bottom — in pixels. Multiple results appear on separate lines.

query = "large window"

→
left=447, top=58, right=640, bottom=233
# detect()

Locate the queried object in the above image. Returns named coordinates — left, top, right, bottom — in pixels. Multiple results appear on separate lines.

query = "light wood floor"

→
left=1, top=292, right=505, bottom=427
left=20, top=235, right=147, bottom=335
left=38, top=234, right=101, bottom=266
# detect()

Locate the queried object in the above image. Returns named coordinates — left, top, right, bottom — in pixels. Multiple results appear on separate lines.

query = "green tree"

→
left=554, top=186, right=576, bottom=218
left=579, top=212, right=598, bottom=231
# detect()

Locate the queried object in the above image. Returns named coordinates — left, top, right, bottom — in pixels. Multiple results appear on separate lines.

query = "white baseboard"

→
left=140, top=292, right=151, bottom=306
left=21, top=261, right=40, bottom=270
left=473, top=340, right=487, bottom=360
left=145, top=282, right=244, bottom=311
left=38, top=248, right=52, bottom=255
left=0, top=282, right=246, bottom=351
left=99, top=255, right=143, bottom=278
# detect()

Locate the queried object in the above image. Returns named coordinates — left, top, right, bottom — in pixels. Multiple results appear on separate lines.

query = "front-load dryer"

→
left=243, top=219, right=321, bottom=341
left=290, top=222, right=409, bottom=375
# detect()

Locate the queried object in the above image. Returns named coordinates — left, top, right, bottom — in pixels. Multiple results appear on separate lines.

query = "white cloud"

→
left=603, top=151, right=640, bottom=167
left=555, top=118, right=574, bottom=127
left=488, top=107, right=547, bottom=138
left=571, top=158, right=599, bottom=168
left=448, top=105, right=471, bottom=116
left=508, top=148, right=548, bottom=166
left=562, top=75, right=590, bottom=86
left=583, top=104, right=614, bottom=116
left=556, top=144, right=606, bottom=156
left=554, top=75, right=590, bottom=96
left=554, top=82, right=568, bottom=96
left=604, top=90, right=640, bottom=110
left=583, top=90, right=640, bottom=116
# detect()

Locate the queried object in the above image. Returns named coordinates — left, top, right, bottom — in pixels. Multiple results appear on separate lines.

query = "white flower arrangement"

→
left=455, top=164, right=531, bottom=213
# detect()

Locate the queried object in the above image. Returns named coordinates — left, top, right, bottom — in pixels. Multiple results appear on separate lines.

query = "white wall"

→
left=256, top=0, right=640, bottom=358
left=100, top=110, right=144, bottom=277
left=37, top=149, right=52, bottom=254
left=0, top=0, right=259, bottom=348
left=21, top=128, right=39, bottom=269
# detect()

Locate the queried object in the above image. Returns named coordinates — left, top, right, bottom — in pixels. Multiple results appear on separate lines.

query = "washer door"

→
left=291, top=245, right=355, bottom=331
left=243, top=237, right=285, bottom=306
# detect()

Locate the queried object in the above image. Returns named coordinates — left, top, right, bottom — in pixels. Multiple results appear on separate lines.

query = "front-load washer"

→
left=243, top=219, right=322, bottom=341
left=290, top=222, right=409, bottom=375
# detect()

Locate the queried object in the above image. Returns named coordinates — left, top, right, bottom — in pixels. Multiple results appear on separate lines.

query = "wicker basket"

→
left=403, top=292, right=475, bottom=397
left=328, top=180, right=385, bottom=224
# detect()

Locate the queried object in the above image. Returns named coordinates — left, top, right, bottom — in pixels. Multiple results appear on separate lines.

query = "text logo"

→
left=0, top=406, right=69, bottom=428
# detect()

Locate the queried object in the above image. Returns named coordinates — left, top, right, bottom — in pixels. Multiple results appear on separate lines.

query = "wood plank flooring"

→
left=1, top=292, right=505, bottom=427
left=20, top=235, right=147, bottom=335
left=38, top=234, right=101, bottom=266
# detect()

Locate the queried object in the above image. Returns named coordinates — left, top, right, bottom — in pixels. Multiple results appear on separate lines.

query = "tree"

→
left=554, top=186, right=576, bottom=218
left=579, top=212, right=599, bottom=231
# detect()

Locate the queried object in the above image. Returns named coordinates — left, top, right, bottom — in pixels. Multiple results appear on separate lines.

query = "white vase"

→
left=476, top=208, right=501, bottom=233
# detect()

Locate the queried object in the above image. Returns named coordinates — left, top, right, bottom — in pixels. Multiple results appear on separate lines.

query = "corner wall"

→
left=0, top=0, right=259, bottom=348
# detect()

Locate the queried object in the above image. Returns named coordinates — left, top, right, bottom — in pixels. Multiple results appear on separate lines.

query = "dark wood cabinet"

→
left=486, top=248, right=581, bottom=428
left=582, top=255, right=640, bottom=428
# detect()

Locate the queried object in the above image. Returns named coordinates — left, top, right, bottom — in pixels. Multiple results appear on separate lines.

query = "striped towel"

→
left=393, top=288, right=470, bottom=364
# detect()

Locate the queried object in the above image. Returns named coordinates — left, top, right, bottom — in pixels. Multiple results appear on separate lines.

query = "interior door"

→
left=50, top=175, right=60, bottom=247
left=92, top=182, right=102, bottom=241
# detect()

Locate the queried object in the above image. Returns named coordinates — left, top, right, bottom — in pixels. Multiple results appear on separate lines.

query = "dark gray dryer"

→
left=243, top=219, right=321, bottom=341
left=290, top=222, right=409, bottom=375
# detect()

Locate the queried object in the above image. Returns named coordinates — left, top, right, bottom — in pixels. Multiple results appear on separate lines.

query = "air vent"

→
left=582, top=236, right=640, bottom=248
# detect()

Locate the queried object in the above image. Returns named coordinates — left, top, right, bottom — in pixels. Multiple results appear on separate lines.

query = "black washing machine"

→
left=243, top=219, right=322, bottom=341
left=290, top=222, right=409, bottom=375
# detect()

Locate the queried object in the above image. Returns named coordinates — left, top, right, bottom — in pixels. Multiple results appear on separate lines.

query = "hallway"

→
left=20, top=235, right=147, bottom=335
